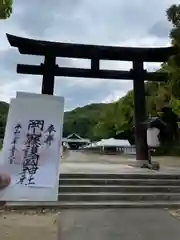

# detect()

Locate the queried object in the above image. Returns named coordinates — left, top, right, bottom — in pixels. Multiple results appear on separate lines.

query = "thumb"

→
left=0, top=174, right=11, bottom=189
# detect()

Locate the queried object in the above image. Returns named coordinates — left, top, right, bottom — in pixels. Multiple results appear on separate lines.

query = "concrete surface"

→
left=0, top=211, right=58, bottom=240
left=62, top=150, right=180, bottom=166
left=60, top=162, right=180, bottom=174
left=60, top=150, right=180, bottom=174
left=60, top=162, right=148, bottom=174
left=58, top=209, right=180, bottom=240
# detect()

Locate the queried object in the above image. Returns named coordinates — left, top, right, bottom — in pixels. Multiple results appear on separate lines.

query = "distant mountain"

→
left=0, top=100, right=109, bottom=140
left=0, top=101, right=9, bottom=137
left=63, top=103, right=109, bottom=140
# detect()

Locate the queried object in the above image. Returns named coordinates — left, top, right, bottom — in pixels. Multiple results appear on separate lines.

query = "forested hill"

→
left=0, top=4, right=179, bottom=144
left=63, top=103, right=109, bottom=139
left=0, top=101, right=9, bottom=137
left=0, top=100, right=110, bottom=140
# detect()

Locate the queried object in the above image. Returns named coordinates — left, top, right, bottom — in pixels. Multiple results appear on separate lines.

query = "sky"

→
left=0, top=0, right=179, bottom=111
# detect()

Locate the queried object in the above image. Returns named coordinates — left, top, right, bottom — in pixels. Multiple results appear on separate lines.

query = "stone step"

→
left=56, top=201, right=180, bottom=209
left=59, top=178, right=180, bottom=186
left=59, top=185, right=180, bottom=193
left=5, top=201, right=180, bottom=209
left=58, top=193, right=180, bottom=202
left=59, top=173, right=180, bottom=180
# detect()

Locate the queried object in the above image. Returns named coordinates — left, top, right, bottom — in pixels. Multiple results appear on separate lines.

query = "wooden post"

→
left=91, top=58, right=99, bottom=71
left=41, top=55, right=56, bottom=95
left=132, top=60, right=149, bottom=161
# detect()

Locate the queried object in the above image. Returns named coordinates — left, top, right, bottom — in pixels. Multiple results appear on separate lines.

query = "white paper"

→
left=0, top=94, right=64, bottom=201
left=16, top=92, right=64, bottom=164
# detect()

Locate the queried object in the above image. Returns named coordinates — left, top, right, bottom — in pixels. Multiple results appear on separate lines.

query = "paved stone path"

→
left=59, top=209, right=180, bottom=240
left=61, top=150, right=180, bottom=174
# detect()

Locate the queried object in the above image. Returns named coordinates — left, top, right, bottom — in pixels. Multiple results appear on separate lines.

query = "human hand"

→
left=0, top=173, right=11, bottom=205
left=0, top=173, right=11, bottom=189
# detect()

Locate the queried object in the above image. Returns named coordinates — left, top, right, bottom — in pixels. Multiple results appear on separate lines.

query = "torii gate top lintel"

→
left=6, top=33, right=177, bottom=62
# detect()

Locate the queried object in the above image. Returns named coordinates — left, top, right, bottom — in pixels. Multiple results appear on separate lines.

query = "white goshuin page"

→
left=0, top=95, right=64, bottom=201
left=16, top=92, right=65, bottom=167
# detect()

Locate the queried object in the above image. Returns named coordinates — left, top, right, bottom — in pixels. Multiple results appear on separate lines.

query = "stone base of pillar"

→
left=128, top=160, right=160, bottom=171
left=128, top=160, right=148, bottom=167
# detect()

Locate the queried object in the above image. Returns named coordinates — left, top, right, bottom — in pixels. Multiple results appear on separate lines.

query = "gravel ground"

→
left=0, top=210, right=59, bottom=240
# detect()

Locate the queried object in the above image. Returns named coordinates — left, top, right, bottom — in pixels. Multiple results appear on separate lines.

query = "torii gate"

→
left=6, top=33, right=178, bottom=165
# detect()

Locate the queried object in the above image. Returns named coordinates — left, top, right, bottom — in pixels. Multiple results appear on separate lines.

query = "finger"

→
left=0, top=201, right=6, bottom=206
left=0, top=174, right=11, bottom=189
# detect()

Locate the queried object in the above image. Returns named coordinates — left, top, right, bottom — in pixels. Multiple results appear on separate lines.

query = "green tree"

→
left=167, top=4, right=180, bottom=46
left=93, top=103, right=117, bottom=139
left=0, top=102, right=9, bottom=137
left=114, top=91, right=134, bottom=133
left=161, top=106, right=179, bottom=143
left=63, top=103, right=107, bottom=139
left=165, top=4, right=180, bottom=98
left=0, top=0, right=13, bottom=19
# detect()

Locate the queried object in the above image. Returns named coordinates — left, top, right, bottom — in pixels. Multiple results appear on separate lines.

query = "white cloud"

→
left=102, top=88, right=132, bottom=104
left=0, top=77, right=41, bottom=103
